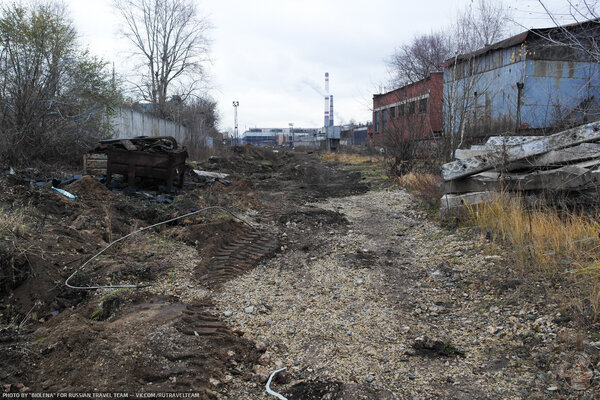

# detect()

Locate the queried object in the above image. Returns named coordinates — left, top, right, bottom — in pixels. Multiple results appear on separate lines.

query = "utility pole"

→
left=232, top=101, right=239, bottom=145
left=289, top=122, right=294, bottom=149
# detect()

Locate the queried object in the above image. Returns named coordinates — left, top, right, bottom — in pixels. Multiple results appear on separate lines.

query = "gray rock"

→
left=244, top=306, right=255, bottom=314
left=255, top=341, right=267, bottom=352
left=223, top=311, right=233, bottom=317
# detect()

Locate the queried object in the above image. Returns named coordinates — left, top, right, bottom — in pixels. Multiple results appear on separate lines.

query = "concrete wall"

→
left=111, top=106, right=189, bottom=144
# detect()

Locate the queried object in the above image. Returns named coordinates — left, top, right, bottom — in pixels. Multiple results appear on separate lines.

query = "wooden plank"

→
left=441, top=164, right=599, bottom=194
left=86, top=169, right=107, bottom=176
left=193, top=169, right=229, bottom=179
left=83, top=153, right=108, bottom=175
left=120, top=139, right=138, bottom=151
left=441, top=121, right=600, bottom=181
left=86, top=160, right=108, bottom=167
left=86, top=153, right=107, bottom=160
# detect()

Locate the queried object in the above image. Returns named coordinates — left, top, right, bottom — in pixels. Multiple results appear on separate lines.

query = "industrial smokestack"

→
left=324, top=72, right=329, bottom=128
left=329, top=95, right=334, bottom=127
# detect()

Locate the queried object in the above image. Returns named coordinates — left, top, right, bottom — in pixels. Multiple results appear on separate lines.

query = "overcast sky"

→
left=60, top=0, right=573, bottom=132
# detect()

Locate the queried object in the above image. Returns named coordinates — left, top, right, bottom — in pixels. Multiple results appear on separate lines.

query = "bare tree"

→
left=388, top=31, right=452, bottom=87
left=387, top=0, right=512, bottom=88
left=534, top=1, right=600, bottom=62
left=0, top=1, right=121, bottom=165
left=114, top=0, right=210, bottom=117
left=452, top=0, right=512, bottom=53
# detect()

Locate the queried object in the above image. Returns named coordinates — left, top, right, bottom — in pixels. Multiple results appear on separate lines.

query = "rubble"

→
left=440, top=120, right=600, bottom=212
left=3, top=148, right=598, bottom=398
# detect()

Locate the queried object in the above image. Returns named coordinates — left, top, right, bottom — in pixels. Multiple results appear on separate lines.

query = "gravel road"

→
left=213, top=188, right=600, bottom=399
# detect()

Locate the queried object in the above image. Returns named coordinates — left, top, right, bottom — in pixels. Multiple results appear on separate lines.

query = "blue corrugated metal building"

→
left=444, top=20, right=600, bottom=135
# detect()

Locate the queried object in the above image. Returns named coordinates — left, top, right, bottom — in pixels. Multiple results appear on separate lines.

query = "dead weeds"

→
left=467, top=194, right=600, bottom=326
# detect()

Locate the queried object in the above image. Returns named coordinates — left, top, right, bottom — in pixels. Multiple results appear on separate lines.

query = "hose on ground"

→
left=266, top=367, right=288, bottom=400
left=65, top=206, right=256, bottom=290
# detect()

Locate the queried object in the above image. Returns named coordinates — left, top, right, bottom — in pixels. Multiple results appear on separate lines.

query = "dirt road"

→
left=215, top=187, right=599, bottom=399
left=1, top=148, right=598, bottom=399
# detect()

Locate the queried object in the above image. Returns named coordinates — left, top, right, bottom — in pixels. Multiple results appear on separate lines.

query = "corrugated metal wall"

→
left=110, top=106, right=189, bottom=143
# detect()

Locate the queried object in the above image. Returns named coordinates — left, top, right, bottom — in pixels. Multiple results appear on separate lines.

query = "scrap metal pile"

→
left=95, top=136, right=180, bottom=153
left=440, top=121, right=600, bottom=212
left=95, top=136, right=188, bottom=189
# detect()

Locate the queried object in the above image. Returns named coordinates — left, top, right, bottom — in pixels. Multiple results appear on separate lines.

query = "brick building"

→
left=371, top=73, right=443, bottom=145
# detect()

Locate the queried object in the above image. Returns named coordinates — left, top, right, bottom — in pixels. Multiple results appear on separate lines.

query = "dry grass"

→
left=0, top=206, right=29, bottom=238
left=321, top=153, right=383, bottom=164
left=467, top=194, right=600, bottom=323
left=397, top=172, right=441, bottom=193
left=396, top=172, right=442, bottom=212
left=321, top=153, right=388, bottom=181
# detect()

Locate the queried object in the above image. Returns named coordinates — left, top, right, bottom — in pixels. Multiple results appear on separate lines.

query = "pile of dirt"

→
left=279, top=207, right=349, bottom=228
left=65, top=176, right=113, bottom=200
left=0, top=149, right=386, bottom=395
left=0, top=328, right=36, bottom=387
left=25, top=294, right=259, bottom=394
left=285, top=380, right=344, bottom=399
left=2, top=226, right=99, bottom=324
left=283, top=380, right=394, bottom=400
left=295, top=164, right=369, bottom=199
left=199, top=146, right=292, bottom=177
left=0, top=243, right=30, bottom=297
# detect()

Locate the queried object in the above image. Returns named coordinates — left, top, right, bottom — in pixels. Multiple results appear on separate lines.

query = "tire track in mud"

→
left=198, top=228, right=279, bottom=288
left=176, top=303, right=229, bottom=336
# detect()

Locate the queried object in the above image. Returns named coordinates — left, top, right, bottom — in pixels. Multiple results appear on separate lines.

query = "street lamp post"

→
left=289, top=122, right=294, bottom=149
left=232, top=101, right=239, bottom=145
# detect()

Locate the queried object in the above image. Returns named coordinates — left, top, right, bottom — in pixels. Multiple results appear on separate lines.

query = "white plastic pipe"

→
left=266, top=367, right=288, bottom=400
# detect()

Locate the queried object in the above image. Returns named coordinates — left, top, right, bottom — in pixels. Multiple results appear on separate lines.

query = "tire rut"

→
left=198, top=228, right=278, bottom=287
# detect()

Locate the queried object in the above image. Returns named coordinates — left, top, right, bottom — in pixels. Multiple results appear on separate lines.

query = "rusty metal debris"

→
left=95, top=136, right=187, bottom=188
left=96, top=136, right=180, bottom=153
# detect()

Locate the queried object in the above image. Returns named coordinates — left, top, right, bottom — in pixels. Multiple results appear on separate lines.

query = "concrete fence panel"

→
left=110, top=106, right=188, bottom=144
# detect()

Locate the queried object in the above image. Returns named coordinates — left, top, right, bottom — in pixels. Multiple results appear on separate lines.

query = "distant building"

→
left=341, top=124, right=370, bottom=146
left=371, top=73, right=444, bottom=145
left=241, top=127, right=320, bottom=147
left=242, top=128, right=282, bottom=146
left=444, top=19, right=600, bottom=135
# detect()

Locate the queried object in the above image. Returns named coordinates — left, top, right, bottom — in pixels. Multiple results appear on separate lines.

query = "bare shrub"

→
left=0, top=2, right=121, bottom=165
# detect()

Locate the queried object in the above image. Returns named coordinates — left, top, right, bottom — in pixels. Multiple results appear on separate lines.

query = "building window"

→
left=398, top=104, right=404, bottom=117
left=382, top=109, right=388, bottom=129
left=389, top=106, right=396, bottom=119
left=418, top=98, right=428, bottom=114
left=407, top=101, right=415, bottom=114
left=374, top=111, right=380, bottom=133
